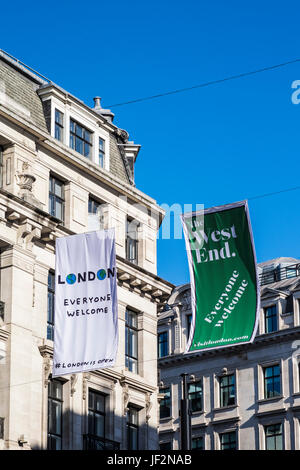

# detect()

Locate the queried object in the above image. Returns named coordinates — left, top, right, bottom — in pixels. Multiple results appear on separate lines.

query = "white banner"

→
left=53, top=229, right=118, bottom=376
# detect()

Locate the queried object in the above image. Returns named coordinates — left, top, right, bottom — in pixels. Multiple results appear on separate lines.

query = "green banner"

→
left=181, top=200, right=259, bottom=353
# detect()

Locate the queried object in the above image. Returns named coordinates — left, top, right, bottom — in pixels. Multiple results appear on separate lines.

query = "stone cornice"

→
left=117, top=256, right=174, bottom=305
left=0, top=102, right=165, bottom=220
left=120, top=374, right=157, bottom=394
left=158, top=326, right=300, bottom=366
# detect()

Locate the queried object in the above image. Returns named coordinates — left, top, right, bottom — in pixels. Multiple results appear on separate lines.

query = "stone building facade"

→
left=0, top=50, right=173, bottom=450
left=158, top=257, right=300, bottom=450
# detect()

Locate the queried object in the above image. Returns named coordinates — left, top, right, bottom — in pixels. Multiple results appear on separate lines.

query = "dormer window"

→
left=54, top=109, right=64, bottom=142
left=99, top=138, right=105, bottom=168
left=70, top=119, right=92, bottom=158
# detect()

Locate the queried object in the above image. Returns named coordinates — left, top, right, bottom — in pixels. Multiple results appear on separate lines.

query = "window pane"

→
left=84, top=129, right=92, bottom=143
left=75, top=136, right=83, bottom=154
left=75, top=124, right=83, bottom=138
left=94, top=394, right=105, bottom=413
left=55, top=200, right=62, bottom=221
left=192, top=437, right=203, bottom=450
left=99, top=138, right=104, bottom=150
left=94, top=414, right=105, bottom=437
left=84, top=142, right=91, bottom=157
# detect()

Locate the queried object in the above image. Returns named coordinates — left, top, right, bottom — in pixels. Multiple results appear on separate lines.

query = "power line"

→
left=107, top=58, right=300, bottom=108
left=248, top=185, right=300, bottom=201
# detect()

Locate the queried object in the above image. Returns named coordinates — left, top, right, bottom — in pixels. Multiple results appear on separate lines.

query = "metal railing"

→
left=259, top=263, right=300, bottom=286
left=83, top=434, right=120, bottom=451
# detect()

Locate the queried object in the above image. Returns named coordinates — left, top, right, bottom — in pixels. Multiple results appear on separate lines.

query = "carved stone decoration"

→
left=120, top=380, right=130, bottom=416
left=38, top=345, right=53, bottom=388
left=16, top=162, right=36, bottom=192
left=15, top=161, right=42, bottom=208
left=145, top=392, right=152, bottom=423
left=43, top=354, right=52, bottom=388
left=115, top=128, right=129, bottom=143
left=82, top=373, right=91, bottom=400
left=70, top=374, right=78, bottom=397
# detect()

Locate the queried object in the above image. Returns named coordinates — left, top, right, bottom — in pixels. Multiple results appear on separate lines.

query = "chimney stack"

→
left=93, top=96, right=114, bottom=123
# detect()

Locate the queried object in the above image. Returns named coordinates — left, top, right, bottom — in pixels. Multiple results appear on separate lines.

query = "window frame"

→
left=49, top=175, right=65, bottom=222
left=69, top=118, right=93, bottom=159
left=219, top=373, right=236, bottom=408
left=47, top=379, right=63, bottom=450
left=88, top=389, right=106, bottom=439
left=127, top=406, right=139, bottom=450
left=263, top=364, right=281, bottom=399
left=47, top=271, right=55, bottom=341
left=98, top=137, right=105, bottom=168
left=264, top=423, right=284, bottom=450
left=126, top=218, right=139, bottom=265
left=54, top=108, right=64, bottom=142
left=188, top=380, right=203, bottom=413
left=191, top=436, right=204, bottom=450
left=125, top=308, right=138, bottom=374
left=158, top=331, right=169, bottom=358
left=219, top=430, right=237, bottom=450
left=264, top=304, right=278, bottom=333
left=159, top=386, right=171, bottom=419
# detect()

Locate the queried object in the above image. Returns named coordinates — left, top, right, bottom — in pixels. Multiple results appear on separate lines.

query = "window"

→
left=159, top=387, right=171, bottom=419
left=158, top=332, right=168, bottom=358
left=88, top=390, right=105, bottom=438
left=70, top=119, right=92, bottom=158
left=88, top=197, right=101, bottom=215
left=160, top=441, right=172, bottom=450
left=265, top=423, right=283, bottom=450
left=0, top=417, right=4, bottom=440
left=127, top=407, right=139, bottom=450
left=47, top=272, right=55, bottom=341
left=264, top=305, right=278, bottom=333
left=49, top=175, right=64, bottom=222
left=125, top=309, right=138, bottom=373
left=99, top=138, right=105, bottom=168
left=54, top=109, right=64, bottom=142
left=220, top=431, right=236, bottom=450
left=263, top=365, right=281, bottom=399
left=0, top=146, right=3, bottom=189
left=192, top=436, right=204, bottom=450
left=188, top=381, right=203, bottom=412
left=219, top=374, right=235, bottom=407
left=48, top=379, right=63, bottom=450
left=88, top=197, right=104, bottom=231
left=126, top=218, right=139, bottom=264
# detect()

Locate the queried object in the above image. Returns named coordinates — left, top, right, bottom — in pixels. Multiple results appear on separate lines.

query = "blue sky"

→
left=1, top=1, right=300, bottom=285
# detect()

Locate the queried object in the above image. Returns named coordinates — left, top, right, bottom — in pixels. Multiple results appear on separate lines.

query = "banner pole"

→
left=180, top=373, right=191, bottom=450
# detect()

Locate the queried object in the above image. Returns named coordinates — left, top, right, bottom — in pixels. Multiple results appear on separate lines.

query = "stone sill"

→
left=213, top=404, right=238, bottom=412
left=257, top=395, right=284, bottom=404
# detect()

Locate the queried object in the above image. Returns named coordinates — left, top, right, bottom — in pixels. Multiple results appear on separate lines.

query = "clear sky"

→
left=1, top=1, right=300, bottom=285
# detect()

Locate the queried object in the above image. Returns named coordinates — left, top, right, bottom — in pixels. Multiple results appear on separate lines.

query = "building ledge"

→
left=257, top=396, right=284, bottom=405
left=255, top=407, right=286, bottom=418
left=212, top=404, right=238, bottom=413
left=158, top=326, right=300, bottom=365
left=211, top=416, right=240, bottom=426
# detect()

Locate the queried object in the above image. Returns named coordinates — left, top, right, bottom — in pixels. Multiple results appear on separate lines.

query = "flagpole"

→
left=180, top=373, right=191, bottom=450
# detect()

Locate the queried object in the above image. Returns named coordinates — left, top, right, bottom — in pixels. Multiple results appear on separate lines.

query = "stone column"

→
left=0, top=245, right=36, bottom=449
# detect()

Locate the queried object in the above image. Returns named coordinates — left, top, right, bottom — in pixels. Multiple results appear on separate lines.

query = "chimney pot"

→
left=93, top=96, right=102, bottom=108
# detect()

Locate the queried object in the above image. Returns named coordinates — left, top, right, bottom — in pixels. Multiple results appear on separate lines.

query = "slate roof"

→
left=0, top=52, right=131, bottom=185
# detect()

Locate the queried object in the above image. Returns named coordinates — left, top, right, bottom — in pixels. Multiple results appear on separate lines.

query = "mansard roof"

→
left=0, top=51, right=133, bottom=185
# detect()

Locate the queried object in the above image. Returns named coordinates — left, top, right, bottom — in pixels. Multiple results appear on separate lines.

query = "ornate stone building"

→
left=158, top=257, right=300, bottom=450
left=0, top=50, right=173, bottom=450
